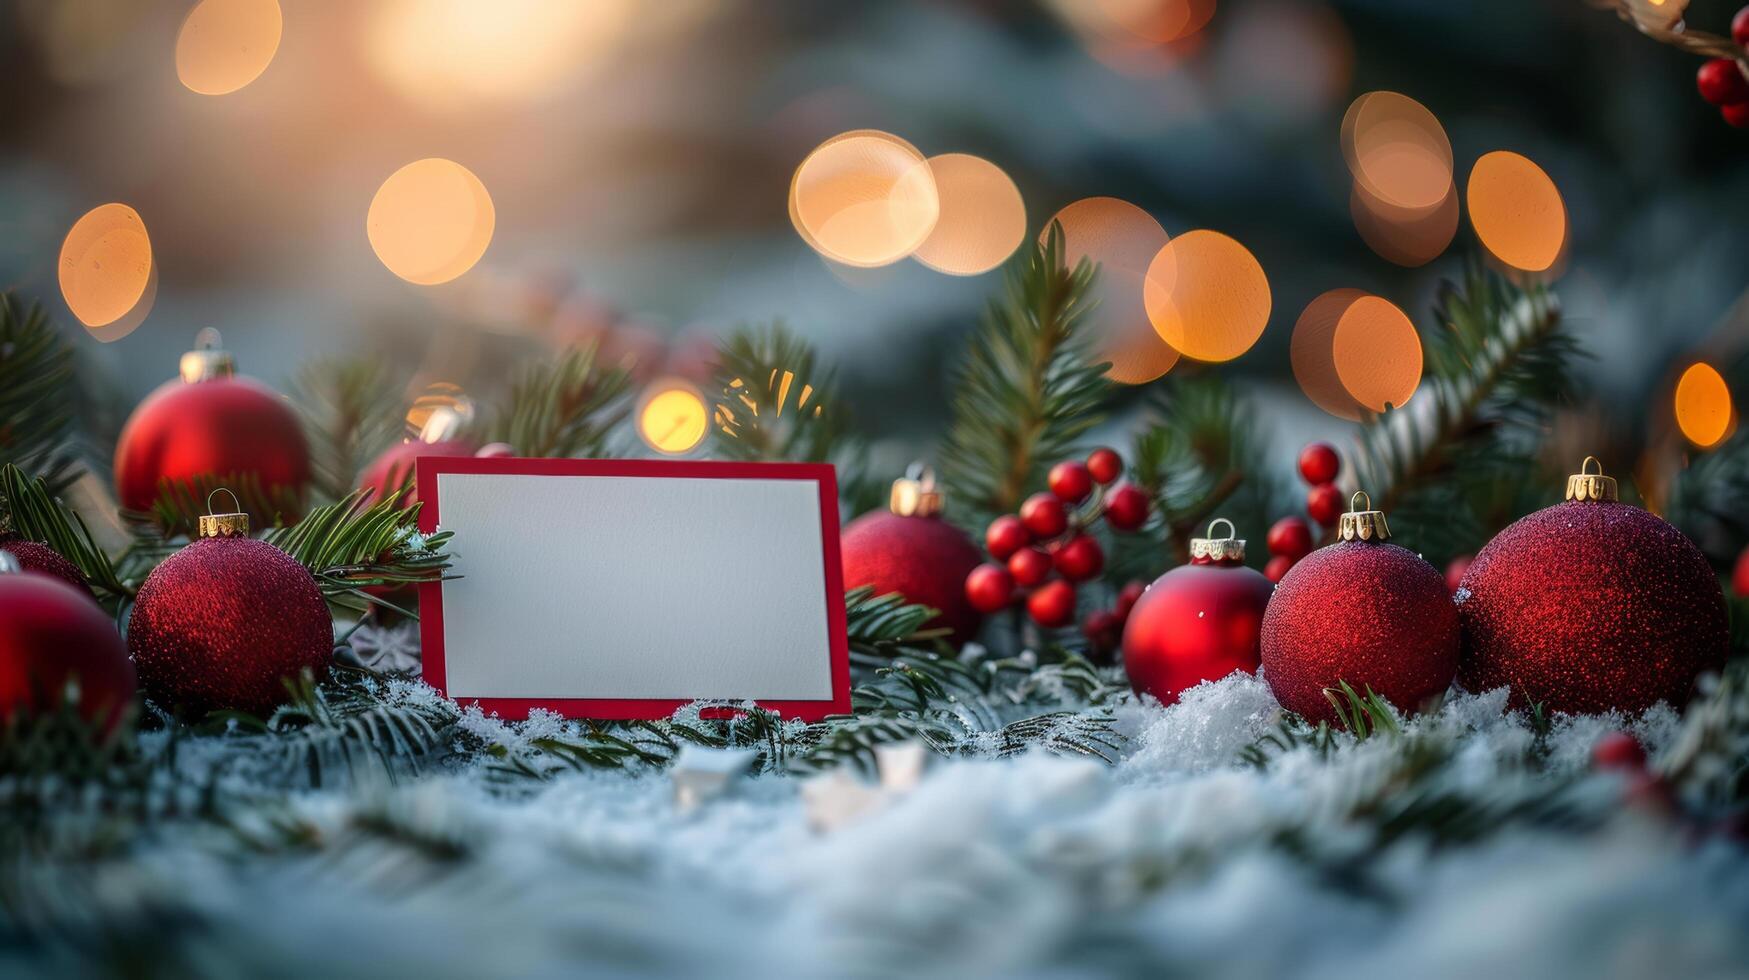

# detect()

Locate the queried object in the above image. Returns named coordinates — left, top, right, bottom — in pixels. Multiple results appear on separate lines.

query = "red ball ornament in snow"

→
left=1306, top=482, right=1344, bottom=526
left=1048, top=461, right=1094, bottom=504
left=1027, top=579, right=1076, bottom=627
left=114, top=330, right=311, bottom=524
left=1053, top=534, right=1104, bottom=582
left=0, top=533, right=91, bottom=597
left=1103, top=483, right=1150, bottom=531
left=1019, top=492, right=1069, bottom=538
left=1456, top=458, right=1728, bottom=715
left=840, top=468, right=985, bottom=647
left=985, top=515, right=1031, bottom=561
left=128, top=495, right=333, bottom=717
left=1298, top=442, right=1340, bottom=485
left=964, top=563, right=1015, bottom=614
left=1086, top=447, right=1123, bottom=485
left=1261, top=492, right=1459, bottom=725
left=1123, top=519, right=1274, bottom=704
left=0, top=550, right=134, bottom=732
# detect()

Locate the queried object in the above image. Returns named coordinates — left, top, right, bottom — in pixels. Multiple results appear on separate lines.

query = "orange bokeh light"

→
left=1350, top=180, right=1458, bottom=268
left=1046, top=197, right=1179, bottom=385
left=1332, top=295, right=1422, bottom=413
left=1341, top=92, right=1452, bottom=212
left=1291, top=288, right=1366, bottom=420
left=790, top=130, right=940, bottom=269
left=1674, top=362, right=1732, bottom=449
left=912, top=154, right=1026, bottom=276
left=175, top=0, right=283, bottom=96
left=638, top=380, right=710, bottom=455
left=367, top=159, right=496, bottom=285
left=1143, top=230, right=1271, bottom=363
left=1467, top=151, right=1566, bottom=273
left=59, top=203, right=153, bottom=333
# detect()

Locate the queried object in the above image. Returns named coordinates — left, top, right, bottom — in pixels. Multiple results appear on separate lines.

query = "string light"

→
left=367, top=159, right=496, bottom=285
left=175, top=0, right=283, bottom=96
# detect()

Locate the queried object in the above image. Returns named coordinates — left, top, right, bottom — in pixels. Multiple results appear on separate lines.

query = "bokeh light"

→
left=790, top=130, right=940, bottom=268
left=368, top=159, right=496, bottom=285
left=405, top=383, right=475, bottom=442
left=912, top=154, right=1026, bottom=276
left=1332, top=295, right=1422, bottom=413
left=1217, top=2, right=1352, bottom=119
left=1350, top=181, right=1458, bottom=268
left=638, top=380, right=709, bottom=455
left=1467, top=151, right=1566, bottom=273
left=59, top=203, right=153, bottom=333
left=175, top=0, right=283, bottom=96
left=1292, top=288, right=1366, bottom=420
left=1341, top=92, right=1452, bottom=211
left=1674, top=362, right=1732, bottom=449
left=1046, top=197, right=1179, bottom=385
left=1143, top=230, right=1271, bottom=363
left=1053, top=0, right=1217, bottom=45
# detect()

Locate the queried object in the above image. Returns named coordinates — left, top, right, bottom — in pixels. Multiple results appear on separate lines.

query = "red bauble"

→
left=1456, top=472, right=1727, bottom=715
left=964, top=563, right=1015, bottom=613
left=841, top=472, right=985, bottom=646
left=0, top=535, right=92, bottom=597
left=1027, top=579, right=1076, bottom=627
left=1734, top=544, right=1749, bottom=598
left=1298, top=442, right=1340, bottom=485
left=1019, top=493, right=1069, bottom=538
left=1086, top=448, right=1123, bottom=485
left=1103, top=483, right=1150, bottom=530
left=1123, top=523, right=1274, bottom=704
left=1048, top=461, right=1094, bottom=504
left=1306, top=483, right=1343, bottom=525
left=359, top=439, right=478, bottom=508
left=129, top=532, right=333, bottom=717
left=1697, top=58, right=1749, bottom=106
left=1007, top=546, right=1052, bottom=586
left=1261, top=499, right=1458, bottom=724
left=985, top=515, right=1032, bottom=561
left=1265, top=517, right=1313, bottom=561
left=0, top=562, right=134, bottom=731
left=1053, top=534, right=1104, bottom=582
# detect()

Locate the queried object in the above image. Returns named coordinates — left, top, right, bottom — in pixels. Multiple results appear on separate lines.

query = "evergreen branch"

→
left=487, top=344, right=632, bottom=458
left=710, top=323, right=845, bottom=462
left=1322, top=681, right=1404, bottom=740
left=939, top=226, right=1112, bottom=527
left=138, top=472, right=307, bottom=538
left=0, top=464, right=131, bottom=601
left=293, top=357, right=407, bottom=503
left=265, top=489, right=453, bottom=614
left=0, top=295, right=81, bottom=494
left=844, top=586, right=945, bottom=657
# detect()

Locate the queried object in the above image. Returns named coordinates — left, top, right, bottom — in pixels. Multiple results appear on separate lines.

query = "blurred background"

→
left=1, top=0, right=1746, bottom=495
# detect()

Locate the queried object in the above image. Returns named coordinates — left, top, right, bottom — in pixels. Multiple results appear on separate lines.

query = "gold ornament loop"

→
left=198, top=487, right=250, bottom=539
left=179, top=327, right=236, bottom=383
left=1338, top=489, right=1392, bottom=542
left=889, top=462, right=944, bottom=518
left=1189, top=517, right=1247, bottom=563
left=1565, top=455, right=1619, bottom=502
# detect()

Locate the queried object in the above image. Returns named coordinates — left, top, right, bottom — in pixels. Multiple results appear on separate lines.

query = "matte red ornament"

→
left=964, top=563, right=1015, bottom=614
left=1103, top=483, right=1150, bottom=531
left=1265, top=517, right=1312, bottom=561
left=0, top=534, right=92, bottom=597
left=841, top=468, right=984, bottom=646
left=1053, top=534, right=1104, bottom=582
left=1086, top=447, right=1123, bottom=485
left=985, top=515, right=1031, bottom=561
left=1027, top=579, right=1076, bottom=627
left=114, top=331, right=310, bottom=523
left=1048, top=461, right=1094, bottom=504
left=1019, top=492, right=1069, bottom=538
left=0, top=555, right=134, bottom=732
left=1456, top=458, right=1727, bottom=715
left=1697, top=58, right=1749, bottom=106
left=1298, top=442, right=1340, bottom=485
left=1306, top=482, right=1343, bottom=525
left=1261, top=493, right=1459, bottom=724
left=1123, top=519, right=1274, bottom=704
left=360, top=439, right=478, bottom=508
left=128, top=501, right=332, bottom=717
left=1007, top=546, right=1052, bottom=586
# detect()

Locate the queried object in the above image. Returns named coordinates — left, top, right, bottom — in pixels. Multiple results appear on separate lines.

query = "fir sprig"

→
left=293, top=357, right=407, bottom=503
left=486, top=343, right=631, bottom=458
left=264, top=489, right=453, bottom=616
left=0, top=464, right=131, bottom=601
left=0, top=296, right=81, bottom=495
left=710, top=323, right=846, bottom=463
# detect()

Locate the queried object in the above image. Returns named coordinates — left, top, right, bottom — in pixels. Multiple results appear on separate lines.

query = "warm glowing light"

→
left=790, top=130, right=940, bottom=268
left=1467, top=151, right=1567, bottom=274
left=59, top=203, right=153, bottom=331
left=912, top=154, right=1026, bottom=276
left=1674, top=362, right=1733, bottom=449
left=405, top=383, right=475, bottom=442
left=175, top=0, right=282, bottom=96
left=1046, top=197, right=1179, bottom=385
left=1052, top=0, right=1217, bottom=45
left=368, top=159, right=496, bottom=285
left=1332, top=295, right=1422, bottom=413
left=638, top=381, right=709, bottom=455
left=1350, top=181, right=1458, bottom=268
left=1291, top=288, right=1368, bottom=420
left=1341, top=92, right=1452, bottom=212
left=1143, top=230, right=1271, bottom=363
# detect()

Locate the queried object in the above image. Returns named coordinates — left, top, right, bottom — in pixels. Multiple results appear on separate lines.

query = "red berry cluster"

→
left=1081, top=580, right=1146, bottom=656
left=964, top=447, right=1151, bottom=628
left=1696, top=11, right=1749, bottom=128
left=1259, top=442, right=1342, bottom=583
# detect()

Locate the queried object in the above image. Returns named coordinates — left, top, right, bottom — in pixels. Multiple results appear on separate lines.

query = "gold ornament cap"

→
left=179, top=328, right=236, bottom=383
left=197, top=488, right=250, bottom=539
left=1564, top=456, right=1618, bottom=503
left=890, top=463, right=943, bottom=518
left=1338, top=490, right=1392, bottom=542
left=1189, top=518, right=1246, bottom=564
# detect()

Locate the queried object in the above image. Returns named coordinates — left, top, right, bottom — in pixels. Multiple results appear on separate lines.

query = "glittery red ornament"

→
left=114, top=331, right=310, bottom=523
left=0, top=534, right=92, bottom=597
left=128, top=502, right=332, bottom=717
left=1123, top=520, right=1274, bottom=704
left=0, top=554, right=134, bottom=731
left=841, top=468, right=984, bottom=646
left=359, top=439, right=477, bottom=508
left=1456, top=458, right=1727, bottom=715
left=1261, top=493, right=1459, bottom=724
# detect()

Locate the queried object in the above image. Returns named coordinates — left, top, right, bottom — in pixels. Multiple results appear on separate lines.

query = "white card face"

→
left=433, top=472, right=836, bottom=701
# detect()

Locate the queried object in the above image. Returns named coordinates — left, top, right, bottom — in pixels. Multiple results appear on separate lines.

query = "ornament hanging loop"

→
left=1338, top=489, right=1392, bottom=542
left=179, top=328, right=236, bottom=383
left=1190, top=517, right=1246, bottom=563
left=889, top=462, right=943, bottom=518
left=198, top=487, right=250, bottom=539
left=1565, top=455, right=1619, bottom=502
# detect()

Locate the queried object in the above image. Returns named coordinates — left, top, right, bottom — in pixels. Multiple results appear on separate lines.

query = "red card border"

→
left=416, top=456, right=851, bottom=722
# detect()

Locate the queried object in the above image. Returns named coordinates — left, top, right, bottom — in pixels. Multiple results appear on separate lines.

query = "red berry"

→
left=1027, top=579, right=1076, bottom=627
left=1053, top=534, right=1105, bottom=582
left=1086, top=447, right=1123, bottom=485
left=1725, top=102, right=1749, bottom=128
left=1592, top=731, right=1648, bottom=772
left=1103, top=483, right=1150, bottom=531
left=1306, top=483, right=1344, bottom=526
left=1697, top=58, right=1749, bottom=106
left=1297, top=442, right=1340, bottom=485
left=1048, top=460, right=1094, bottom=504
left=1734, top=546, right=1749, bottom=599
left=1081, top=608, right=1122, bottom=651
left=1115, top=580, right=1147, bottom=619
left=1019, top=492, right=1069, bottom=538
left=1007, top=546, right=1052, bottom=587
left=1445, top=555, right=1473, bottom=595
left=964, top=563, right=1015, bottom=614
left=1265, top=517, right=1313, bottom=561
left=1264, top=555, right=1294, bottom=583
left=1735, top=6, right=1749, bottom=47
left=985, top=515, right=1031, bottom=561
